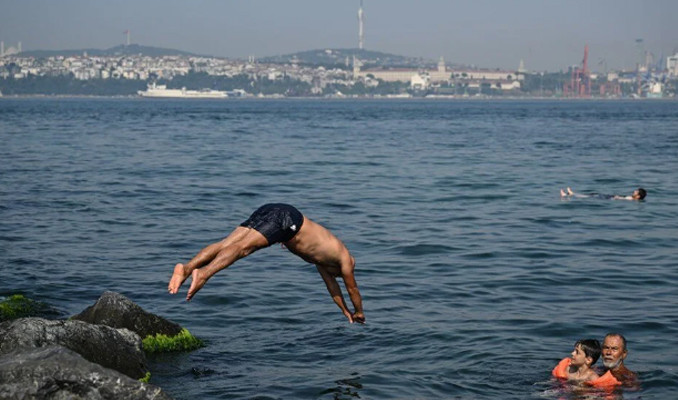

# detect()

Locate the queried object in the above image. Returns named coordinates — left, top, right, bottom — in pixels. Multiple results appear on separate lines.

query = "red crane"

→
left=564, top=45, right=591, bottom=97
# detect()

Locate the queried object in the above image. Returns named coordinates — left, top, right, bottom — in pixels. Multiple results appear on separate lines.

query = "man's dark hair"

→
left=637, top=188, right=647, bottom=200
left=604, top=333, right=628, bottom=351
left=576, top=339, right=602, bottom=365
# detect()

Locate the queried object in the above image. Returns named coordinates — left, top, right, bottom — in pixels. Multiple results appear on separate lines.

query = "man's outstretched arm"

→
left=316, top=265, right=358, bottom=323
left=340, top=258, right=364, bottom=323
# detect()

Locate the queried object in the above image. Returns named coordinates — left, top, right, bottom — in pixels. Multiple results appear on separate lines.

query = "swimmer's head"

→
left=574, top=339, right=601, bottom=366
left=602, top=333, right=628, bottom=369
left=632, top=188, right=647, bottom=200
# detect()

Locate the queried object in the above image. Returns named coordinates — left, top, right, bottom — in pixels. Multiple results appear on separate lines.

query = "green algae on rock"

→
left=0, top=295, right=55, bottom=322
left=142, top=328, right=204, bottom=353
left=139, top=371, right=152, bottom=383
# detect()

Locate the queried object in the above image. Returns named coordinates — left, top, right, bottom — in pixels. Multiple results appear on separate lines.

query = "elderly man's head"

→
left=602, top=333, right=628, bottom=369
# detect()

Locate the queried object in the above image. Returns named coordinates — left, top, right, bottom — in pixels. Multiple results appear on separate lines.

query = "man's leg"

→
left=185, top=228, right=269, bottom=300
left=169, top=227, right=263, bottom=294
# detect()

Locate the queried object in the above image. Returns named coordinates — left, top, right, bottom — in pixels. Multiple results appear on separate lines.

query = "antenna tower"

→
left=358, top=0, right=365, bottom=50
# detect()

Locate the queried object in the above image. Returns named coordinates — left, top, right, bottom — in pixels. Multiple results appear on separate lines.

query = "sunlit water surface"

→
left=1, top=98, right=677, bottom=399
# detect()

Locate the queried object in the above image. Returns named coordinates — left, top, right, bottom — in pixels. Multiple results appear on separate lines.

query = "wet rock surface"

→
left=0, top=317, right=148, bottom=379
left=0, top=346, right=172, bottom=400
left=72, top=291, right=183, bottom=338
left=0, top=292, right=199, bottom=399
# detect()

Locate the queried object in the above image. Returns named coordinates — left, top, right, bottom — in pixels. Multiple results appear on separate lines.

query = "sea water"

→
left=1, top=98, right=677, bottom=399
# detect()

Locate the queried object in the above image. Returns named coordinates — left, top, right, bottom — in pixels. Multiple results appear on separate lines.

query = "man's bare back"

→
left=168, top=204, right=364, bottom=324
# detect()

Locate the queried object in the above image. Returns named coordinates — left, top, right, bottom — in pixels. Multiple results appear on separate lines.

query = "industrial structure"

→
left=564, top=45, right=591, bottom=97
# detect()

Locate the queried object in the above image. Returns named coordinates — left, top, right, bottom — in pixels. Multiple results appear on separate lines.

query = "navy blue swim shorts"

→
left=240, top=203, right=304, bottom=245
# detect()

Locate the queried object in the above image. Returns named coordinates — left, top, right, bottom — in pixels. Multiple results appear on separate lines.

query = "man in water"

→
left=560, top=187, right=646, bottom=201
left=168, top=204, right=365, bottom=324
left=601, top=333, right=638, bottom=387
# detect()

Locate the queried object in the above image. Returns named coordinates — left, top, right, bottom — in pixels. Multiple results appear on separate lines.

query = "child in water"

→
left=552, top=339, right=601, bottom=383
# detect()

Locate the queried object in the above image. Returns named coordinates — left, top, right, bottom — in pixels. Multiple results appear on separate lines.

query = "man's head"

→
left=602, top=333, right=628, bottom=369
left=632, top=188, right=647, bottom=200
left=572, top=339, right=602, bottom=367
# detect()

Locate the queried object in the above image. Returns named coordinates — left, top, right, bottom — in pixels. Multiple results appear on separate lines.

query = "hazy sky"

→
left=1, top=0, right=677, bottom=71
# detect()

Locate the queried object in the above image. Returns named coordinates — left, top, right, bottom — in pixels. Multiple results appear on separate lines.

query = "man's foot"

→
left=168, top=263, right=188, bottom=294
left=186, top=268, right=208, bottom=301
left=567, top=187, right=574, bottom=196
left=560, top=189, right=566, bottom=197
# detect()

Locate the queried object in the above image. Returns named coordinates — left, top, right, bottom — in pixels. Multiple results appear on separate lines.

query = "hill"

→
left=260, top=48, right=436, bottom=69
left=20, top=44, right=200, bottom=58
left=18, top=44, right=445, bottom=69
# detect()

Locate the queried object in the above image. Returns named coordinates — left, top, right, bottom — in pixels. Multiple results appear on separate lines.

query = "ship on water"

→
left=138, top=82, right=227, bottom=98
left=645, top=81, right=664, bottom=99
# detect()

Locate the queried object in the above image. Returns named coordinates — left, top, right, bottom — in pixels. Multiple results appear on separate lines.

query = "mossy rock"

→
left=72, top=291, right=183, bottom=338
left=0, top=295, right=58, bottom=322
left=142, top=328, right=204, bottom=354
left=72, top=291, right=204, bottom=354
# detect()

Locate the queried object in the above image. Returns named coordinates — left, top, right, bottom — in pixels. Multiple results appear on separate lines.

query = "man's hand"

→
left=351, top=311, right=365, bottom=324
left=343, top=310, right=354, bottom=323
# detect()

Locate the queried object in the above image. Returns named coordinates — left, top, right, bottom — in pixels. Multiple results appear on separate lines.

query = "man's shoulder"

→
left=611, top=366, right=638, bottom=385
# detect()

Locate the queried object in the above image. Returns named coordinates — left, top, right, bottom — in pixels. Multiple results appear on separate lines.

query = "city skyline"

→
left=1, top=0, right=677, bottom=72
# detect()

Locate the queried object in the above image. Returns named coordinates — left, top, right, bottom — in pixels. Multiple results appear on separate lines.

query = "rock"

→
left=72, top=291, right=182, bottom=338
left=72, top=291, right=203, bottom=353
left=0, top=317, right=148, bottom=380
left=0, top=345, right=173, bottom=400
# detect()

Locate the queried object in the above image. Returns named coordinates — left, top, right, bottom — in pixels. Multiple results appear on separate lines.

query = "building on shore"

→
left=353, top=56, right=452, bottom=83
left=667, top=53, right=678, bottom=77
left=0, top=41, right=22, bottom=57
left=353, top=56, right=522, bottom=91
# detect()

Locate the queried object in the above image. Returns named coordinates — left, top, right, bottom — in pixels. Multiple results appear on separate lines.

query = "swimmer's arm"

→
left=586, top=369, right=600, bottom=381
left=316, top=265, right=354, bottom=323
left=341, top=262, right=365, bottom=324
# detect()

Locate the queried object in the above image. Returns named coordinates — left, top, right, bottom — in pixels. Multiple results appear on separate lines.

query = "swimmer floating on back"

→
left=560, top=187, right=646, bottom=201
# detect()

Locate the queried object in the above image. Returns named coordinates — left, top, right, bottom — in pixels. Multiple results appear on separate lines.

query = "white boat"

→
left=646, top=81, right=663, bottom=99
left=138, top=83, right=227, bottom=98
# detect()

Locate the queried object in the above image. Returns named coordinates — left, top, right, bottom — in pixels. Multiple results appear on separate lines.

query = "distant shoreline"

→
left=1, top=94, right=676, bottom=101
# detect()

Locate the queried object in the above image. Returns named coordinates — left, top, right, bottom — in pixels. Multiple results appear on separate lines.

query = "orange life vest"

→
left=585, top=371, right=621, bottom=387
left=552, top=357, right=571, bottom=378
left=551, top=358, right=621, bottom=387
